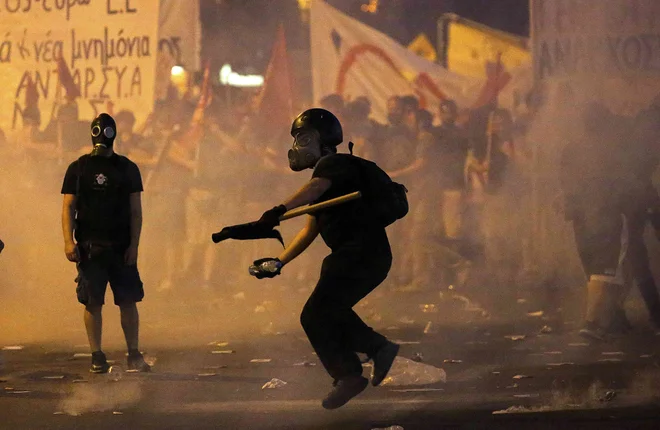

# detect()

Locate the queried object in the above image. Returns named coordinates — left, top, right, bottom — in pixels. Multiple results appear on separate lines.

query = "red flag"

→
left=57, top=57, right=81, bottom=100
left=254, top=24, right=295, bottom=129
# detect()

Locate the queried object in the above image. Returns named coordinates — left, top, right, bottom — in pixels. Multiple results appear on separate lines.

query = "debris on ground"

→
left=262, top=378, right=287, bottom=389
left=293, top=361, right=316, bottom=367
left=72, top=353, right=92, bottom=359
left=250, top=359, right=272, bottom=363
left=2, top=346, right=24, bottom=351
left=371, top=426, right=405, bottom=430
left=423, top=322, right=436, bottom=334
left=600, top=390, right=617, bottom=402
left=379, top=357, right=446, bottom=386
left=232, top=292, right=246, bottom=300
left=390, top=388, right=444, bottom=393
left=443, top=359, right=463, bottom=364
left=512, top=375, right=532, bottom=379
left=568, top=343, right=589, bottom=347
left=513, top=393, right=539, bottom=398
left=544, top=351, right=563, bottom=355
left=207, top=341, right=229, bottom=347
left=516, top=299, right=528, bottom=304
left=42, top=375, right=65, bottom=380
left=601, top=352, right=625, bottom=356
left=398, top=316, right=415, bottom=325
left=492, top=405, right=551, bottom=414
left=527, top=311, right=544, bottom=317
left=112, top=411, right=123, bottom=415
left=504, top=335, right=526, bottom=341
left=211, top=350, right=235, bottom=354
left=412, top=353, right=424, bottom=362
left=420, top=304, right=437, bottom=313
left=393, top=340, right=421, bottom=345
left=547, top=362, right=574, bottom=367
left=539, top=325, right=553, bottom=334
left=598, top=358, right=623, bottom=363
left=197, top=373, right=217, bottom=377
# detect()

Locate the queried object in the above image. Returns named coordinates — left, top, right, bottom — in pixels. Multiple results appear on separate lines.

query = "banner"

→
left=0, top=0, right=160, bottom=133
left=155, top=0, right=201, bottom=101
left=311, top=0, right=484, bottom=123
left=445, top=16, right=530, bottom=79
left=311, top=1, right=530, bottom=123
left=531, top=0, right=660, bottom=114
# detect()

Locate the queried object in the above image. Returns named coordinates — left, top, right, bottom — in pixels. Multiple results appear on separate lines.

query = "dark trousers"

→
left=627, top=211, right=660, bottom=322
left=301, top=244, right=392, bottom=381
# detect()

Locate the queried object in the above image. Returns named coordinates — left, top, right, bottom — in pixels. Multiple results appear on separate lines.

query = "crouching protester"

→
left=61, top=113, right=150, bottom=373
left=249, top=109, right=405, bottom=409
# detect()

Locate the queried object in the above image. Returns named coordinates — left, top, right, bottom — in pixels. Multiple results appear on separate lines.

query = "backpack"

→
left=349, top=144, right=409, bottom=227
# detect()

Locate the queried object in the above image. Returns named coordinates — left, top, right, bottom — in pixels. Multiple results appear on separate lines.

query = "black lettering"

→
left=22, top=0, right=31, bottom=12
left=99, top=67, right=110, bottom=98
left=106, top=0, right=118, bottom=14
left=0, top=40, right=12, bottom=63
left=14, top=71, right=31, bottom=99
left=5, top=0, right=21, bottom=13
left=130, top=67, right=141, bottom=96
left=84, top=67, right=95, bottom=98
left=88, top=99, right=104, bottom=117
left=125, top=0, right=136, bottom=13
left=42, top=0, right=52, bottom=12
left=12, top=102, right=26, bottom=130
left=115, top=65, right=127, bottom=97
left=35, top=70, right=51, bottom=98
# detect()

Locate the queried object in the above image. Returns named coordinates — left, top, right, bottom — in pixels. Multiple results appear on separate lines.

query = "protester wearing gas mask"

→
left=61, top=113, right=151, bottom=374
left=249, top=108, right=400, bottom=410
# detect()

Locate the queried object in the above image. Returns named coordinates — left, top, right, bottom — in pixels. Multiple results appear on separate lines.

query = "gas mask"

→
left=288, top=129, right=323, bottom=172
left=90, top=113, right=116, bottom=156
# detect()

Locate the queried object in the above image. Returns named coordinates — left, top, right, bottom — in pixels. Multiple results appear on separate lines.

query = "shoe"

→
left=90, top=351, right=110, bottom=374
left=579, top=322, right=607, bottom=341
left=321, top=375, right=368, bottom=410
left=127, top=351, right=151, bottom=372
left=371, top=341, right=400, bottom=386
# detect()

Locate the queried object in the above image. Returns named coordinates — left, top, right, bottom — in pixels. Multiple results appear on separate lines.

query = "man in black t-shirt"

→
left=248, top=109, right=399, bottom=410
left=61, top=113, right=150, bottom=374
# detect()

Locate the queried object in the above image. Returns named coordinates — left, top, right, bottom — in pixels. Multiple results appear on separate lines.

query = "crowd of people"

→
left=2, top=76, right=660, bottom=342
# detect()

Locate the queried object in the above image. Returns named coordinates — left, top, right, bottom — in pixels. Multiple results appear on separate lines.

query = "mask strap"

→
left=348, top=141, right=354, bottom=155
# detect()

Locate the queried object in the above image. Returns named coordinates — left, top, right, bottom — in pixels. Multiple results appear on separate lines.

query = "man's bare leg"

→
left=84, top=305, right=103, bottom=352
left=120, top=303, right=139, bottom=351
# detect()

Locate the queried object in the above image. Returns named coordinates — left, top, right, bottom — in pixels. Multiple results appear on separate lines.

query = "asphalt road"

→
left=3, top=299, right=660, bottom=430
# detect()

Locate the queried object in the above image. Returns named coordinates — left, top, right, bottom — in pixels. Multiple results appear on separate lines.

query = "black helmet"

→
left=290, top=108, right=343, bottom=147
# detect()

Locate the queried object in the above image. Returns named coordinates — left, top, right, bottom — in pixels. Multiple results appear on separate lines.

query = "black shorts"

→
left=572, top=212, right=627, bottom=285
left=76, top=243, right=144, bottom=306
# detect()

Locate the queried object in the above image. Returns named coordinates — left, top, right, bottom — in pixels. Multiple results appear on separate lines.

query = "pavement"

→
left=2, top=285, right=660, bottom=430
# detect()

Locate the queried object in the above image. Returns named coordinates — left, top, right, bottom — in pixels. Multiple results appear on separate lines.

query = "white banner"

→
left=0, top=0, right=160, bottom=133
left=531, top=0, right=660, bottom=114
left=311, top=0, right=531, bottom=123
left=155, top=0, right=201, bottom=101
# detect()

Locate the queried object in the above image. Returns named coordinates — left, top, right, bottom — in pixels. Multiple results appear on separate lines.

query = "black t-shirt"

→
left=312, top=153, right=388, bottom=250
left=61, top=154, right=143, bottom=247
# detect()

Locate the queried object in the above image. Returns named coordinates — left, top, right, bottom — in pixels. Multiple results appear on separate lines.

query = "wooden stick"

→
left=279, top=191, right=362, bottom=221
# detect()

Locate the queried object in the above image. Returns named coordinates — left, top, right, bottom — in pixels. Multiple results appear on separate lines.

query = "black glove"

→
left=257, top=205, right=287, bottom=230
left=0, top=238, right=4, bottom=254
left=249, top=258, right=283, bottom=279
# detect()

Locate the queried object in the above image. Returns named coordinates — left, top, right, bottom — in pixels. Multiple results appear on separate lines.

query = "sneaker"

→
left=579, top=322, right=607, bottom=341
left=321, top=375, right=368, bottom=410
left=90, top=351, right=110, bottom=374
left=127, top=351, right=151, bottom=372
left=371, top=341, right=400, bottom=386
